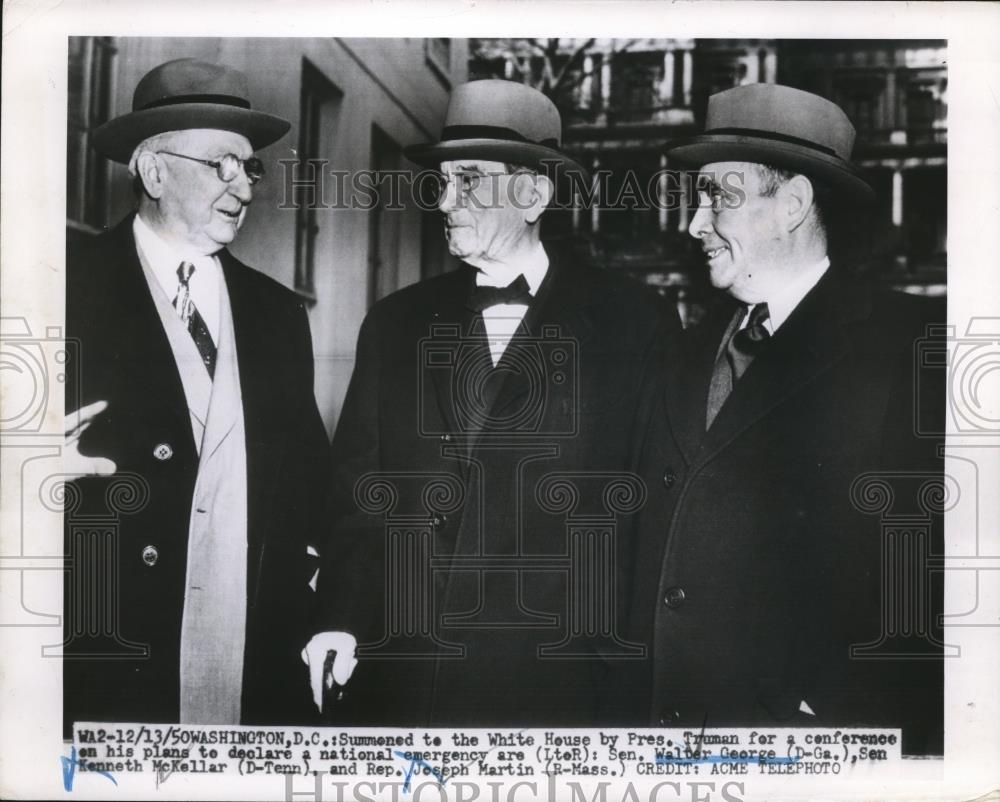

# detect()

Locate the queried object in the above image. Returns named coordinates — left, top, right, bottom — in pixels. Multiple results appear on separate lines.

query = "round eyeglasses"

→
left=157, top=151, right=265, bottom=185
left=431, top=166, right=534, bottom=203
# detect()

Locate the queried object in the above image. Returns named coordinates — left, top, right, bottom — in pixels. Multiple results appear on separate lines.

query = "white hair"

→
left=127, top=131, right=187, bottom=177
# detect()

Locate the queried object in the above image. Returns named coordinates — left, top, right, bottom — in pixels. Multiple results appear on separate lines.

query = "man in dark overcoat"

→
left=616, top=84, right=945, bottom=755
left=307, top=80, right=679, bottom=726
left=63, top=58, right=328, bottom=733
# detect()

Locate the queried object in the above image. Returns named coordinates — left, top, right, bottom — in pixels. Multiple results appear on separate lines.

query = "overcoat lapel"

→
left=220, top=253, right=279, bottom=562
left=198, top=271, right=239, bottom=462
left=106, top=217, right=197, bottom=445
left=696, top=271, right=870, bottom=464
left=487, top=254, right=596, bottom=426
left=426, top=266, right=486, bottom=441
left=662, top=304, right=733, bottom=466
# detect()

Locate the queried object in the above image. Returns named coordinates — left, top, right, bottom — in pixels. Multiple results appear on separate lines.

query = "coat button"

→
left=663, top=586, right=686, bottom=608
left=658, top=709, right=681, bottom=726
left=153, top=443, right=173, bottom=461
left=662, top=469, right=677, bottom=489
left=141, top=545, right=159, bottom=566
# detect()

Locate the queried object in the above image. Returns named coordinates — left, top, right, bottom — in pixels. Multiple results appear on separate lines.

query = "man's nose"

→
left=228, top=169, right=253, bottom=204
left=688, top=203, right=712, bottom=240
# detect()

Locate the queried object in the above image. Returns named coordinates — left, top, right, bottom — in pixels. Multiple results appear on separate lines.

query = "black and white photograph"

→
left=1, top=2, right=998, bottom=801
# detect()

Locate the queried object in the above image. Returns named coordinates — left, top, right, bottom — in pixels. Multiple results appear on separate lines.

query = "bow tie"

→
left=467, top=274, right=533, bottom=312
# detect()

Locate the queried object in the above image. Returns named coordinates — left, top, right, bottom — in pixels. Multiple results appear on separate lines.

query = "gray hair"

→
left=127, top=131, right=187, bottom=178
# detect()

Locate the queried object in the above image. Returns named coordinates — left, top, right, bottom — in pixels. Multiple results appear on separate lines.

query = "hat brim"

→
left=404, top=139, right=589, bottom=182
left=92, top=103, right=291, bottom=163
left=665, top=134, right=874, bottom=203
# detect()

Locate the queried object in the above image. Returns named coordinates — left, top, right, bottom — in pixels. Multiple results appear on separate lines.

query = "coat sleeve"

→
left=289, top=299, right=333, bottom=631
left=316, top=307, right=387, bottom=642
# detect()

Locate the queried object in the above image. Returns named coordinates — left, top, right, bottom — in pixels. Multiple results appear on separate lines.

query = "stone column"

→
left=660, top=49, right=674, bottom=105
left=658, top=153, right=669, bottom=232
left=580, top=55, right=593, bottom=111
left=591, top=156, right=601, bottom=233
left=892, top=167, right=904, bottom=227
left=682, top=50, right=693, bottom=106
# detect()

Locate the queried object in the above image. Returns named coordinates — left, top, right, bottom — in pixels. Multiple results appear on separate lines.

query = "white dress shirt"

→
left=475, top=244, right=549, bottom=366
left=738, top=256, right=831, bottom=335
left=133, top=214, right=221, bottom=344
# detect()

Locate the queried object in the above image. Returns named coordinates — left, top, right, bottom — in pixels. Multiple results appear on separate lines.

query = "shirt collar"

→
left=761, top=256, right=831, bottom=334
left=133, top=214, right=219, bottom=289
left=473, top=243, right=549, bottom=296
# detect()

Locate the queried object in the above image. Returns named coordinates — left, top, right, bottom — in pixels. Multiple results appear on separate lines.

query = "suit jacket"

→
left=613, top=269, right=945, bottom=755
left=320, top=253, right=679, bottom=726
left=63, top=216, right=328, bottom=733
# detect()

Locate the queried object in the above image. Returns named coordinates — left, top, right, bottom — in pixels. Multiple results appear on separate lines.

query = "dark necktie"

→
left=705, top=302, right=771, bottom=429
left=467, top=273, right=533, bottom=312
left=173, top=261, right=217, bottom=379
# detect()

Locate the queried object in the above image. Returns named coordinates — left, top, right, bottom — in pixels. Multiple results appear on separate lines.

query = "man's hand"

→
left=64, top=400, right=117, bottom=479
left=301, top=632, right=358, bottom=714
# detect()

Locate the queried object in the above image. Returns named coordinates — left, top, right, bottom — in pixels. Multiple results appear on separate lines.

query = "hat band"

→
left=441, top=124, right=559, bottom=150
left=137, top=93, right=252, bottom=112
left=705, top=127, right=841, bottom=159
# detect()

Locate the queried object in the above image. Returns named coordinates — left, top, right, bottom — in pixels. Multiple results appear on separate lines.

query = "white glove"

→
left=301, top=631, right=358, bottom=713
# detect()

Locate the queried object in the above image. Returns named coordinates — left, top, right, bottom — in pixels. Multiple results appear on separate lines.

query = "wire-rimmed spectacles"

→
left=435, top=165, right=534, bottom=199
left=157, top=151, right=265, bottom=185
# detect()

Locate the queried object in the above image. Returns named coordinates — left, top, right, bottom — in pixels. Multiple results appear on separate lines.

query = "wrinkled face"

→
left=156, top=129, right=254, bottom=254
left=437, top=159, right=531, bottom=265
left=688, top=161, right=786, bottom=301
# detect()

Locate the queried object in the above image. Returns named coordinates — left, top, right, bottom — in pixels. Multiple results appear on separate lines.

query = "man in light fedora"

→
left=63, top=58, right=328, bottom=732
left=617, top=83, right=945, bottom=753
left=306, top=79, right=679, bottom=726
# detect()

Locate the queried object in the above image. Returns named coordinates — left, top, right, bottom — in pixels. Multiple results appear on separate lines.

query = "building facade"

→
left=470, top=38, right=947, bottom=324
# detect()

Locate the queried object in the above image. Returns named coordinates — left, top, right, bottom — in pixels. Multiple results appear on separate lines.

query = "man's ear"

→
left=523, top=173, right=553, bottom=225
left=782, top=174, right=814, bottom=233
left=134, top=151, right=165, bottom=200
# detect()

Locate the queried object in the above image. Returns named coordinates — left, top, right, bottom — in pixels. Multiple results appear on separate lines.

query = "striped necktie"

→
left=705, top=302, right=771, bottom=429
left=173, top=261, right=217, bottom=379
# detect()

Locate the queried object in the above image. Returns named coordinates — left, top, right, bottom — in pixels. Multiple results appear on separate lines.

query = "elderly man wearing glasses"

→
left=62, top=58, right=328, bottom=733
left=307, top=80, right=680, bottom=727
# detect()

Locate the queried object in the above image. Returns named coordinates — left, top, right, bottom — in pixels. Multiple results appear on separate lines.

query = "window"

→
left=425, top=39, right=453, bottom=87
left=832, top=73, right=885, bottom=137
left=615, top=53, right=663, bottom=119
left=294, top=60, right=343, bottom=301
left=368, top=125, right=403, bottom=308
left=903, top=71, right=947, bottom=143
left=67, top=37, right=117, bottom=232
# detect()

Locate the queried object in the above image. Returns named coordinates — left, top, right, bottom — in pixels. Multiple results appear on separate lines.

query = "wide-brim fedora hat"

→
left=93, top=58, right=291, bottom=164
left=404, top=79, right=587, bottom=180
left=665, top=83, right=874, bottom=202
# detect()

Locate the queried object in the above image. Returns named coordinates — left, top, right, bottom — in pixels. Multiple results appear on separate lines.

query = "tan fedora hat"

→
left=665, top=83, right=873, bottom=201
left=404, top=79, right=587, bottom=179
left=92, top=58, right=291, bottom=164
